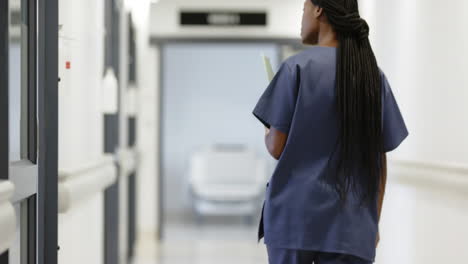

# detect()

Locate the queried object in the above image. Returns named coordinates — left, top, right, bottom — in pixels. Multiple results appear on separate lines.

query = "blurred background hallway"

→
left=1, top=0, right=467, bottom=264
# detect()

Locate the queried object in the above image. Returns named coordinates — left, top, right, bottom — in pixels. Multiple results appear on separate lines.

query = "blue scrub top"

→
left=252, top=46, right=408, bottom=262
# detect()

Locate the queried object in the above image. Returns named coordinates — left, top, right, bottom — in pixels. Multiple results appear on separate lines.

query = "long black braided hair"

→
left=311, top=0, right=384, bottom=205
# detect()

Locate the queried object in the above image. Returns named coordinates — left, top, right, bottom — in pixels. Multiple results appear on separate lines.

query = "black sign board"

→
left=180, top=11, right=267, bottom=26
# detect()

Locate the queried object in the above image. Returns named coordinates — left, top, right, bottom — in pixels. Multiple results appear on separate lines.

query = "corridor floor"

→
left=133, top=217, right=268, bottom=264
left=133, top=180, right=468, bottom=264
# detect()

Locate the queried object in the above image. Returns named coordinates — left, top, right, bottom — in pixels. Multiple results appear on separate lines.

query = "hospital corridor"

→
left=1, top=0, right=468, bottom=264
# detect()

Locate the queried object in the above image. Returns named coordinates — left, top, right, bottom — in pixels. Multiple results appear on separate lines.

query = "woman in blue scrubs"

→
left=252, top=0, right=408, bottom=263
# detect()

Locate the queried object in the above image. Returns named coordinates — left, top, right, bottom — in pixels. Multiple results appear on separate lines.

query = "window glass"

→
left=9, top=0, right=35, bottom=162
left=8, top=0, right=22, bottom=162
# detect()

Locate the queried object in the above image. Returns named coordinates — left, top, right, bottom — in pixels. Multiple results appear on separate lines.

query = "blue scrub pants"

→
left=267, top=246, right=373, bottom=264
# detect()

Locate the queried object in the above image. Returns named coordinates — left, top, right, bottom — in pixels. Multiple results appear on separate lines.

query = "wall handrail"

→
left=58, top=155, right=117, bottom=213
left=117, top=148, right=139, bottom=176
left=391, top=159, right=468, bottom=175
left=390, top=159, right=468, bottom=192
left=0, top=180, right=16, bottom=254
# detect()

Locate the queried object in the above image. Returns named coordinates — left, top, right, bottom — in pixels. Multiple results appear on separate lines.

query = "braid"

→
left=312, top=0, right=383, bottom=205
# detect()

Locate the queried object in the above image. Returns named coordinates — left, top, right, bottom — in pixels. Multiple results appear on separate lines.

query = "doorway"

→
left=158, top=42, right=281, bottom=240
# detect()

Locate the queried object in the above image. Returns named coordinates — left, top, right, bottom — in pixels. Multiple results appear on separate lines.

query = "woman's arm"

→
left=376, top=153, right=388, bottom=246
left=264, top=127, right=288, bottom=160
left=377, top=153, right=387, bottom=221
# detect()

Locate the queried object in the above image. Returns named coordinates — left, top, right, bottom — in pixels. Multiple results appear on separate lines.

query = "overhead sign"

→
left=180, top=11, right=267, bottom=26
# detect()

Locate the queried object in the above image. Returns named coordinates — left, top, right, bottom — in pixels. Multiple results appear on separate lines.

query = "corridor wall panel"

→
left=360, top=0, right=468, bottom=165
left=57, top=0, right=106, bottom=263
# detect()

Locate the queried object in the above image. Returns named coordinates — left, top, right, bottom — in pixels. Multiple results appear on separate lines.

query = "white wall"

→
left=57, top=1, right=149, bottom=262
left=58, top=0, right=105, bottom=263
left=112, top=0, right=164, bottom=258
left=132, top=1, right=160, bottom=240
left=58, top=0, right=105, bottom=169
left=58, top=195, right=104, bottom=263
left=359, top=1, right=468, bottom=263
left=360, top=0, right=468, bottom=165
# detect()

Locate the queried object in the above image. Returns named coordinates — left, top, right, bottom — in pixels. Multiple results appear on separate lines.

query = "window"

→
left=8, top=0, right=37, bottom=163
left=7, top=0, right=39, bottom=262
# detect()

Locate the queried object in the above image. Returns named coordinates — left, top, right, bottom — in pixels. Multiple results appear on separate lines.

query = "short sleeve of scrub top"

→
left=252, top=62, right=298, bottom=134
left=381, top=73, right=409, bottom=152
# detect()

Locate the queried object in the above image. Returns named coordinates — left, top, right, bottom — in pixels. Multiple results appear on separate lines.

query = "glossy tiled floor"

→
left=134, top=239, right=267, bottom=264
left=133, top=217, right=268, bottom=264
left=133, top=180, right=468, bottom=264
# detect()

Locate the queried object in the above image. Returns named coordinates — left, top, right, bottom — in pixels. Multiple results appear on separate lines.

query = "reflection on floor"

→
left=133, top=215, right=268, bottom=264
left=134, top=239, right=267, bottom=264
left=134, top=180, right=468, bottom=264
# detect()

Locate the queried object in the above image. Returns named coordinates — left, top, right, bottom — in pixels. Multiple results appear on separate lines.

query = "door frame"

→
left=0, top=0, right=11, bottom=261
left=103, top=0, right=121, bottom=263
left=1, top=0, right=58, bottom=262
left=0, top=0, right=9, bottom=183
left=37, top=0, right=59, bottom=263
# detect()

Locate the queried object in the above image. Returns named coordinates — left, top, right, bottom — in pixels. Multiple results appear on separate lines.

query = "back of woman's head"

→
left=307, top=0, right=384, bottom=205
